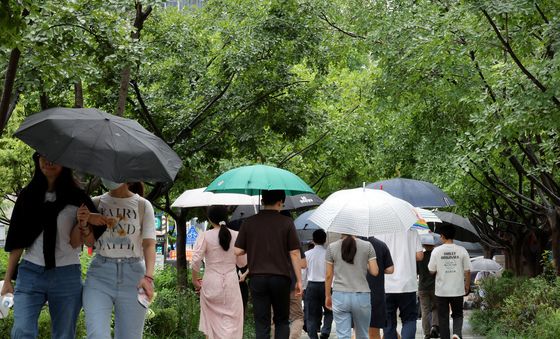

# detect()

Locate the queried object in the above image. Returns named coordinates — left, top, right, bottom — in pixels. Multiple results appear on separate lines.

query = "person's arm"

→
left=325, top=262, right=334, bottom=310
left=385, top=265, right=395, bottom=274
left=368, top=258, right=379, bottom=276
left=416, top=251, right=424, bottom=261
left=464, top=270, right=471, bottom=294
left=234, top=247, right=246, bottom=256
left=1, top=248, right=24, bottom=295
left=138, top=238, right=156, bottom=301
left=239, top=269, right=249, bottom=282
left=300, top=257, right=308, bottom=269
left=290, top=249, right=303, bottom=296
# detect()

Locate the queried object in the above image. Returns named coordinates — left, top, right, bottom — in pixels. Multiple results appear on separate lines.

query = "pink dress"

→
left=192, top=228, right=247, bottom=339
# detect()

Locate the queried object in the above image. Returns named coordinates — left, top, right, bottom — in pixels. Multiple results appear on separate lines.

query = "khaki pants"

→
left=418, top=289, right=438, bottom=336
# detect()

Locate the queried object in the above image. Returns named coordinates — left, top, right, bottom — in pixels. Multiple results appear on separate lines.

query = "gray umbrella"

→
left=433, top=211, right=480, bottom=243
left=367, top=178, right=455, bottom=208
left=14, top=107, right=182, bottom=182
left=230, top=193, right=323, bottom=220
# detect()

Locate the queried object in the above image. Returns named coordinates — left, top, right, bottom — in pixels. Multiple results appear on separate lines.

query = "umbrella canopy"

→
left=171, top=187, right=259, bottom=208
left=294, top=210, right=321, bottom=244
left=14, top=107, right=182, bottom=182
left=308, top=188, right=419, bottom=237
left=205, top=164, right=314, bottom=196
left=230, top=193, right=323, bottom=220
left=433, top=211, right=480, bottom=243
left=367, top=178, right=455, bottom=208
left=470, top=258, right=502, bottom=272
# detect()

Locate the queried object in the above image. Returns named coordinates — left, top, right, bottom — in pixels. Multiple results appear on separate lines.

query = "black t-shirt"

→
left=235, top=210, right=301, bottom=278
left=417, top=250, right=435, bottom=291
left=363, top=236, right=394, bottom=295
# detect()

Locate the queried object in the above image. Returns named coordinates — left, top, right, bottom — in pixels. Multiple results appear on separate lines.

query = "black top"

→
left=364, top=236, right=394, bottom=294
left=417, top=249, right=435, bottom=291
left=235, top=210, right=300, bottom=278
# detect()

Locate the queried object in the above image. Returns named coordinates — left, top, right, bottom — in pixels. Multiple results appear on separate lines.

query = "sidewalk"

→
left=300, top=310, right=485, bottom=339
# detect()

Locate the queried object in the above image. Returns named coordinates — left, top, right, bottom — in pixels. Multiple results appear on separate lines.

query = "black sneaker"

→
left=430, top=325, right=440, bottom=338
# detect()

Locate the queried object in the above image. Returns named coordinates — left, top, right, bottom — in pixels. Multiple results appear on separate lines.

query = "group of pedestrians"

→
left=191, top=189, right=472, bottom=339
left=2, top=152, right=157, bottom=339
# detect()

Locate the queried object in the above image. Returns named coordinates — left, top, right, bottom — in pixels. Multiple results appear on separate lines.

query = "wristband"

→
left=144, top=275, right=154, bottom=282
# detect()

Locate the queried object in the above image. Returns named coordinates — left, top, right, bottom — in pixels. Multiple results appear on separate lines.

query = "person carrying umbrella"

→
left=233, top=190, right=303, bottom=339
left=428, top=224, right=471, bottom=339
left=1, top=152, right=108, bottom=338
left=325, top=234, right=379, bottom=339
left=80, top=179, right=156, bottom=339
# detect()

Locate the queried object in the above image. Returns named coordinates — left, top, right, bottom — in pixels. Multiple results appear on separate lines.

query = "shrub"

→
left=146, top=307, right=178, bottom=337
left=529, top=308, right=560, bottom=338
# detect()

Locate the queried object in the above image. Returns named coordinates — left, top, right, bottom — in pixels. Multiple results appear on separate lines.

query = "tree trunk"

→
left=175, top=209, right=188, bottom=288
left=548, top=207, right=560, bottom=275
left=115, top=67, right=130, bottom=116
left=0, top=48, right=21, bottom=134
left=74, top=80, right=84, bottom=108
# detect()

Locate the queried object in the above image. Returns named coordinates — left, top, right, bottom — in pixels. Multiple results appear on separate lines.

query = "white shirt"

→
left=305, top=245, right=327, bottom=282
left=25, top=192, right=81, bottom=267
left=94, top=193, right=156, bottom=258
left=428, top=243, right=471, bottom=297
left=376, top=229, right=422, bottom=293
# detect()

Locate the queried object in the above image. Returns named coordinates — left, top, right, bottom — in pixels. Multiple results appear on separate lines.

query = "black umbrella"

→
left=230, top=193, right=323, bottom=221
left=367, top=178, right=455, bottom=208
left=433, top=211, right=480, bottom=243
left=14, top=107, right=182, bottom=182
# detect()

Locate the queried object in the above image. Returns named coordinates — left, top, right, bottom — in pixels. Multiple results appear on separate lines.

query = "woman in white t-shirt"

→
left=80, top=179, right=156, bottom=339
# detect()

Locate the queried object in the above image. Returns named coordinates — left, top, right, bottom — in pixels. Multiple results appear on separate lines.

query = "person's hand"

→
left=88, top=213, right=110, bottom=226
left=77, top=204, right=90, bottom=225
left=138, top=276, right=155, bottom=301
left=193, top=278, right=202, bottom=293
left=0, top=280, right=13, bottom=296
left=294, top=280, right=303, bottom=297
left=325, top=295, right=332, bottom=310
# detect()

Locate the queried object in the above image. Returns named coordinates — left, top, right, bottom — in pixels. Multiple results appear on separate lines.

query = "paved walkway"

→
left=300, top=310, right=485, bottom=339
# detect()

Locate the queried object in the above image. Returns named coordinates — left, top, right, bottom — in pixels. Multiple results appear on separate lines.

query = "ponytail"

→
left=207, top=205, right=232, bottom=251
left=341, top=236, right=357, bottom=264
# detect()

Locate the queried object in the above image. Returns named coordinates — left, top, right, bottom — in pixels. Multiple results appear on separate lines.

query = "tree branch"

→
left=318, top=11, right=366, bottom=40
left=130, top=80, right=165, bottom=139
left=0, top=48, right=21, bottom=134
left=481, top=8, right=560, bottom=107
left=277, top=131, right=330, bottom=167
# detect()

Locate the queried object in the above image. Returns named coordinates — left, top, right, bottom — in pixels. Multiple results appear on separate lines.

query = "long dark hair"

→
left=207, top=205, right=232, bottom=251
left=27, top=152, right=79, bottom=200
left=341, top=235, right=357, bottom=264
left=128, top=182, right=145, bottom=197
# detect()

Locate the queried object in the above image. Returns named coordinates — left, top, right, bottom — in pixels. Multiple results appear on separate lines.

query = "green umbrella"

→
left=205, top=164, right=314, bottom=196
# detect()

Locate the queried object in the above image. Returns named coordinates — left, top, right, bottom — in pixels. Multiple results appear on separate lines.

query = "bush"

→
left=146, top=308, right=178, bottom=337
left=471, top=274, right=560, bottom=338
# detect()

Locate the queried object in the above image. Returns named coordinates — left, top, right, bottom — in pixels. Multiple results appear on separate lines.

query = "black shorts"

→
left=370, top=291, right=388, bottom=328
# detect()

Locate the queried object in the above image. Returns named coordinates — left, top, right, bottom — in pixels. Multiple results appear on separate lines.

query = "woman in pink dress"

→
left=192, top=205, right=247, bottom=338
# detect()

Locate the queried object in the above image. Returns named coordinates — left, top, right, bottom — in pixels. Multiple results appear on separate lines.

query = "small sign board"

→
left=186, top=225, right=198, bottom=245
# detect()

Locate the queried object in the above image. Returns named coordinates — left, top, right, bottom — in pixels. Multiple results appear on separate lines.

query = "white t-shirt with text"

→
left=428, top=243, right=471, bottom=297
left=94, top=193, right=156, bottom=258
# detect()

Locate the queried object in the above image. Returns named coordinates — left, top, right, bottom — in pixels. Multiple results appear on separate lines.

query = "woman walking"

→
left=81, top=180, right=156, bottom=339
left=192, top=205, right=247, bottom=339
left=325, top=235, right=379, bottom=339
left=1, top=152, right=106, bottom=338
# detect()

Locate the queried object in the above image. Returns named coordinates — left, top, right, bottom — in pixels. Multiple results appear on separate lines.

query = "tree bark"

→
left=0, top=48, right=21, bottom=134
left=175, top=208, right=188, bottom=288
left=74, top=79, right=84, bottom=108
left=115, top=2, right=152, bottom=116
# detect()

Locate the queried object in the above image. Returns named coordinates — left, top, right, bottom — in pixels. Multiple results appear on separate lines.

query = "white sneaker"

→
left=452, top=335, right=461, bottom=339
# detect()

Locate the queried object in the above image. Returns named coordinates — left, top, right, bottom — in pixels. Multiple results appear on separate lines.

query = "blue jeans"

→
left=83, top=255, right=146, bottom=339
left=305, top=282, right=333, bottom=339
left=12, top=260, right=82, bottom=339
left=332, top=291, right=371, bottom=339
left=383, top=292, right=417, bottom=339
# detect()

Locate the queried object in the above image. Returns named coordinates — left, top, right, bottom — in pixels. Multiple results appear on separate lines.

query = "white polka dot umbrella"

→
left=308, top=188, right=420, bottom=237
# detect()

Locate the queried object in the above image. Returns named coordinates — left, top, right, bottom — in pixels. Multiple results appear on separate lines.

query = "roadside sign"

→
left=186, top=225, right=198, bottom=245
